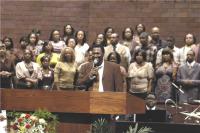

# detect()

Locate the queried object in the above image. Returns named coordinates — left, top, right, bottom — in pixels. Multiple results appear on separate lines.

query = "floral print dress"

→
left=155, top=64, right=176, bottom=102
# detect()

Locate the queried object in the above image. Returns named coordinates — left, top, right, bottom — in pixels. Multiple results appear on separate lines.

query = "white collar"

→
left=146, top=105, right=156, bottom=110
left=111, top=43, right=120, bottom=47
left=98, top=60, right=104, bottom=68
left=187, top=61, right=195, bottom=67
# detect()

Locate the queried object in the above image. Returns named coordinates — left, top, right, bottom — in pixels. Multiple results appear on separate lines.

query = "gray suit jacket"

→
left=177, top=62, right=200, bottom=88
left=177, top=62, right=200, bottom=103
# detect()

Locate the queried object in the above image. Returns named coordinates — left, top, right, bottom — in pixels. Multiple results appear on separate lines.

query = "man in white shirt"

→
left=78, top=44, right=124, bottom=92
left=179, top=33, right=196, bottom=66
left=104, top=33, right=131, bottom=70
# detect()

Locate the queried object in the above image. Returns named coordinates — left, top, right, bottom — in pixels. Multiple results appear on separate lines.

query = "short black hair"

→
left=146, top=92, right=157, bottom=100
left=107, top=52, right=121, bottom=64
left=92, top=44, right=105, bottom=54
left=65, top=37, right=77, bottom=46
left=134, top=49, right=147, bottom=61
left=188, top=49, right=195, bottom=56
left=139, top=32, right=149, bottom=38
left=166, top=36, right=175, bottom=42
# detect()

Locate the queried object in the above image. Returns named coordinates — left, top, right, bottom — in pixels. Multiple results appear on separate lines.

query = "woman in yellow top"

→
left=36, top=41, right=59, bottom=68
left=54, top=47, right=78, bottom=90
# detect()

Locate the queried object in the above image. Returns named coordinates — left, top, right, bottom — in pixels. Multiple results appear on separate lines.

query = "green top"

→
left=54, top=61, right=77, bottom=89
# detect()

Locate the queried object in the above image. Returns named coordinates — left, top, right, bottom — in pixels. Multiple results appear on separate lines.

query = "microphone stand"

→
left=165, top=99, right=178, bottom=114
left=172, top=83, right=184, bottom=107
left=172, top=82, right=184, bottom=94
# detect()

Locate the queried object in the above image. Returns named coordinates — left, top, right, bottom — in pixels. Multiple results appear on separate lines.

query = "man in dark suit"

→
left=77, top=44, right=124, bottom=92
left=145, top=93, right=157, bottom=110
left=177, top=50, right=200, bottom=104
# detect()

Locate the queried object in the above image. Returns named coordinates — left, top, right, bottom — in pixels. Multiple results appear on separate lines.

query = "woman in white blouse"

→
left=16, top=49, right=42, bottom=89
left=74, top=30, right=89, bottom=66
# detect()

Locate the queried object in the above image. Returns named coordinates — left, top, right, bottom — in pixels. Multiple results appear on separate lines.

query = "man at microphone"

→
left=77, top=44, right=124, bottom=92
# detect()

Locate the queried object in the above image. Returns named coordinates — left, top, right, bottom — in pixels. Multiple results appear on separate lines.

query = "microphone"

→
left=93, top=58, right=98, bottom=67
left=172, top=82, right=184, bottom=94
left=90, top=58, right=99, bottom=80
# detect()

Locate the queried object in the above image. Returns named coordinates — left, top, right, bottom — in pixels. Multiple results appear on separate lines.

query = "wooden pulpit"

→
left=0, top=89, right=145, bottom=133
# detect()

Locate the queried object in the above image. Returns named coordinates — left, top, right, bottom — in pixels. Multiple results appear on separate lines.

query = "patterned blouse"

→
left=155, top=63, right=177, bottom=102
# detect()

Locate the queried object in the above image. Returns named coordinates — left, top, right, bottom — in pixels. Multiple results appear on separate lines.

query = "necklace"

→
left=163, top=62, right=169, bottom=69
left=24, top=62, right=33, bottom=71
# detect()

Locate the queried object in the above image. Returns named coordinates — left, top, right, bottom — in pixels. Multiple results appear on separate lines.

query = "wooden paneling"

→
left=126, top=93, right=146, bottom=114
left=0, top=89, right=145, bottom=133
left=90, top=91, right=127, bottom=114
left=0, top=89, right=145, bottom=114
left=1, top=89, right=90, bottom=113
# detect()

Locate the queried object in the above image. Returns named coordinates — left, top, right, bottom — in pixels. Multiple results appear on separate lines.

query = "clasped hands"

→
left=182, top=80, right=193, bottom=85
left=0, top=71, right=12, bottom=77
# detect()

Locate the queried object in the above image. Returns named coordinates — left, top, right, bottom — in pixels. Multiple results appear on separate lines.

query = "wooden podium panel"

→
left=0, top=89, right=90, bottom=113
left=126, top=92, right=146, bottom=114
left=90, top=92, right=145, bottom=114
left=90, top=92, right=126, bottom=114
left=0, top=89, right=145, bottom=114
left=0, top=89, right=145, bottom=133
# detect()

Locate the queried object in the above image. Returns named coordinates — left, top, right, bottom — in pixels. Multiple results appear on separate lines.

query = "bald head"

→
left=151, top=27, right=160, bottom=40
left=186, top=50, right=195, bottom=63
left=151, top=27, right=160, bottom=33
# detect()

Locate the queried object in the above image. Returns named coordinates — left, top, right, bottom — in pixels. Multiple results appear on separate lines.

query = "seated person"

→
left=136, top=93, right=171, bottom=122
left=145, top=92, right=158, bottom=110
